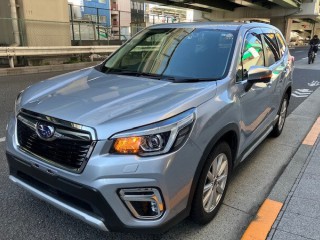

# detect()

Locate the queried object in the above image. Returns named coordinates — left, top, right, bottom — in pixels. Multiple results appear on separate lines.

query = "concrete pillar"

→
left=270, top=17, right=292, bottom=43
left=187, top=9, right=204, bottom=22
left=193, top=10, right=203, bottom=22
left=9, top=0, right=20, bottom=46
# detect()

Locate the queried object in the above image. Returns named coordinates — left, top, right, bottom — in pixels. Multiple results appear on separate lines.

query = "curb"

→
left=241, top=87, right=320, bottom=240
left=0, top=61, right=101, bottom=77
left=267, top=136, right=320, bottom=240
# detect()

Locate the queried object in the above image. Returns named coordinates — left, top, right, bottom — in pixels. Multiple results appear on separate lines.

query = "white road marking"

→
left=308, top=80, right=320, bottom=87
left=302, top=57, right=308, bottom=60
left=0, top=137, right=6, bottom=143
left=296, top=89, right=313, bottom=93
left=295, top=51, right=303, bottom=53
left=292, top=93, right=310, bottom=98
left=292, top=89, right=313, bottom=98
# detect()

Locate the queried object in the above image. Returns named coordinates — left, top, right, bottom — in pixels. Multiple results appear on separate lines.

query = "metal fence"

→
left=0, top=5, right=190, bottom=47
left=68, top=4, right=188, bottom=43
left=0, top=45, right=120, bottom=68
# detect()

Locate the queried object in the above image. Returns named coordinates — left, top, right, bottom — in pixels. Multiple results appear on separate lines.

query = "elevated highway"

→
left=149, top=0, right=320, bottom=42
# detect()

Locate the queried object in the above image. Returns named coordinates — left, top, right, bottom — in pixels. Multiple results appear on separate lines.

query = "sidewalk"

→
left=241, top=87, right=320, bottom=240
left=242, top=124, right=320, bottom=240
left=269, top=130, right=320, bottom=239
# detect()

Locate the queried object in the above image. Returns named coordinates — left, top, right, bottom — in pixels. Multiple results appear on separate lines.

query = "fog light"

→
left=119, top=188, right=165, bottom=220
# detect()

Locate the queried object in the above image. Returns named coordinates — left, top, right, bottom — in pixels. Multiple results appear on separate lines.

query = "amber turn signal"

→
left=114, top=137, right=142, bottom=154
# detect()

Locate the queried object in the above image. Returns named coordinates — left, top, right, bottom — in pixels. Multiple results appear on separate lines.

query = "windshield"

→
left=103, top=27, right=237, bottom=81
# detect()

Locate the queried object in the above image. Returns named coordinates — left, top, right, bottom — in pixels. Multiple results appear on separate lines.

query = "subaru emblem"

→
left=36, top=122, right=55, bottom=140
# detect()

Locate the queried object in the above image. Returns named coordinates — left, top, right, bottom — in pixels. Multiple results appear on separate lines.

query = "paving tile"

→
left=272, top=230, right=311, bottom=240
left=277, top=212, right=320, bottom=239
left=268, top=145, right=312, bottom=203
left=293, top=174, right=320, bottom=201
left=224, top=142, right=296, bottom=214
left=291, top=88, right=320, bottom=119
left=304, top=155, right=320, bottom=175
left=279, top=115, right=315, bottom=148
left=161, top=204, right=251, bottom=240
left=267, top=228, right=276, bottom=240
left=286, top=196, right=320, bottom=219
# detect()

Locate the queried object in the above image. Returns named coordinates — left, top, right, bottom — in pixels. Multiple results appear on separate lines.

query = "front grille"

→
left=16, top=111, right=95, bottom=173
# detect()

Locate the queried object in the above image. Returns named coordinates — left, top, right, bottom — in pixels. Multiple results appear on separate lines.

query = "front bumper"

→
left=8, top=153, right=189, bottom=233
left=7, top=153, right=109, bottom=231
left=6, top=113, right=202, bottom=233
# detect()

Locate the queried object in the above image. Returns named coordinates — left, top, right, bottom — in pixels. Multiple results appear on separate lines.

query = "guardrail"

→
left=0, top=46, right=120, bottom=68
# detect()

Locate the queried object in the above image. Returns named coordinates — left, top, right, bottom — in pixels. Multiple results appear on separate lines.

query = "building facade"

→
left=82, top=0, right=111, bottom=27
left=110, top=0, right=131, bottom=40
left=0, top=0, right=70, bottom=46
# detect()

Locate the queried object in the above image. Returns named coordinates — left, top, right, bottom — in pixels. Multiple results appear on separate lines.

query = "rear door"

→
left=275, top=31, right=291, bottom=94
left=260, top=27, right=284, bottom=117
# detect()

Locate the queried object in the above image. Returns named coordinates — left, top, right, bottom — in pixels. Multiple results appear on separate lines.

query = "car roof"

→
left=148, top=22, right=278, bottom=31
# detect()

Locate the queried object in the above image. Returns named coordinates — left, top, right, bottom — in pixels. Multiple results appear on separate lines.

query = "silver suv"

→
left=6, top=22, right=293, bottom=233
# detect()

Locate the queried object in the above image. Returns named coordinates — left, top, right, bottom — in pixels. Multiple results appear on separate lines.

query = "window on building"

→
left=99, top=16, right=106, bottom=23
left=91, top=15, right=98, bottom=22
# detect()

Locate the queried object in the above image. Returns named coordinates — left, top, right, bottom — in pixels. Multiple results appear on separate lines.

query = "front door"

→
left=235, top=28, right=273, bottom=152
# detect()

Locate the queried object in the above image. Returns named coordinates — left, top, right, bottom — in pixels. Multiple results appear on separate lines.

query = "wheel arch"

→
left=186, top=123, right=240, bottom=214
left=285, top=85, right=292, bottom=101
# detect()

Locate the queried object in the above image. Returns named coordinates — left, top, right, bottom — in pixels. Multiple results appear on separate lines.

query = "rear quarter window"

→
left=276, top=32, right=287, bottom=57
left=263, top=33, right=280, bottom=66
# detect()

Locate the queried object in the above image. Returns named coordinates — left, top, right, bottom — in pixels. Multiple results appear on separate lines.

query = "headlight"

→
left=14, top=91, right=23, bottom=116
left=111, top=109, right=196, bottom=156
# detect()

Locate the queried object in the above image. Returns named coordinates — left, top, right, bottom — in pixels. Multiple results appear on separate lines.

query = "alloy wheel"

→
left=278, top=98, right=288, bottom=131
left=202, top=153, right=228, bottom=213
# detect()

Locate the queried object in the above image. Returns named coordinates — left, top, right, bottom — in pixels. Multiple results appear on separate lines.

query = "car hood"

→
left=20, top=68, right=217, bottom=139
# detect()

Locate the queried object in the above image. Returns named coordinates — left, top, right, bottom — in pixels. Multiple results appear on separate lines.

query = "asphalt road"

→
left=287, top=46, right=320, bottom=114
left=0, top=50, right=319, bottom=240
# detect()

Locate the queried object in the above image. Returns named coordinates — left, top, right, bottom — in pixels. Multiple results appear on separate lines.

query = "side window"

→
left=276, top=32, right=287, bottom=57
left=237, top=31, right=264, bottom=81
left=262, top=33, right=280, bottom=66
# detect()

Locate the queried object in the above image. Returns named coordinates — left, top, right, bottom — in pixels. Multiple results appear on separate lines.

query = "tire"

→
left=190, top=142, right=232, bottom=225
left=270, top=93, right=289, bottom=137
left=312, top=54, right=315, bottom=63
left=308, top=55, right=311, bottom=64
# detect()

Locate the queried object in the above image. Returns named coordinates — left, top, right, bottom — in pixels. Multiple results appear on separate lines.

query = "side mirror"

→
left=245, top=66, right=272, bottom=91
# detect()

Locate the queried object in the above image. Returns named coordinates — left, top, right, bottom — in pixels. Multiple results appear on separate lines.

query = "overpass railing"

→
left=0, top=45, right=120, bottom=68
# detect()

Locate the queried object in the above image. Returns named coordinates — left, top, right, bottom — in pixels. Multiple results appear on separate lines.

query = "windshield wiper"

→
left=103, top=68, right=163, bottom=79
left=138, top=72, right=163, bottom=79
left=104, top=68, right=139, bottom=76
left=167, top=77, right=220, bottom=83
